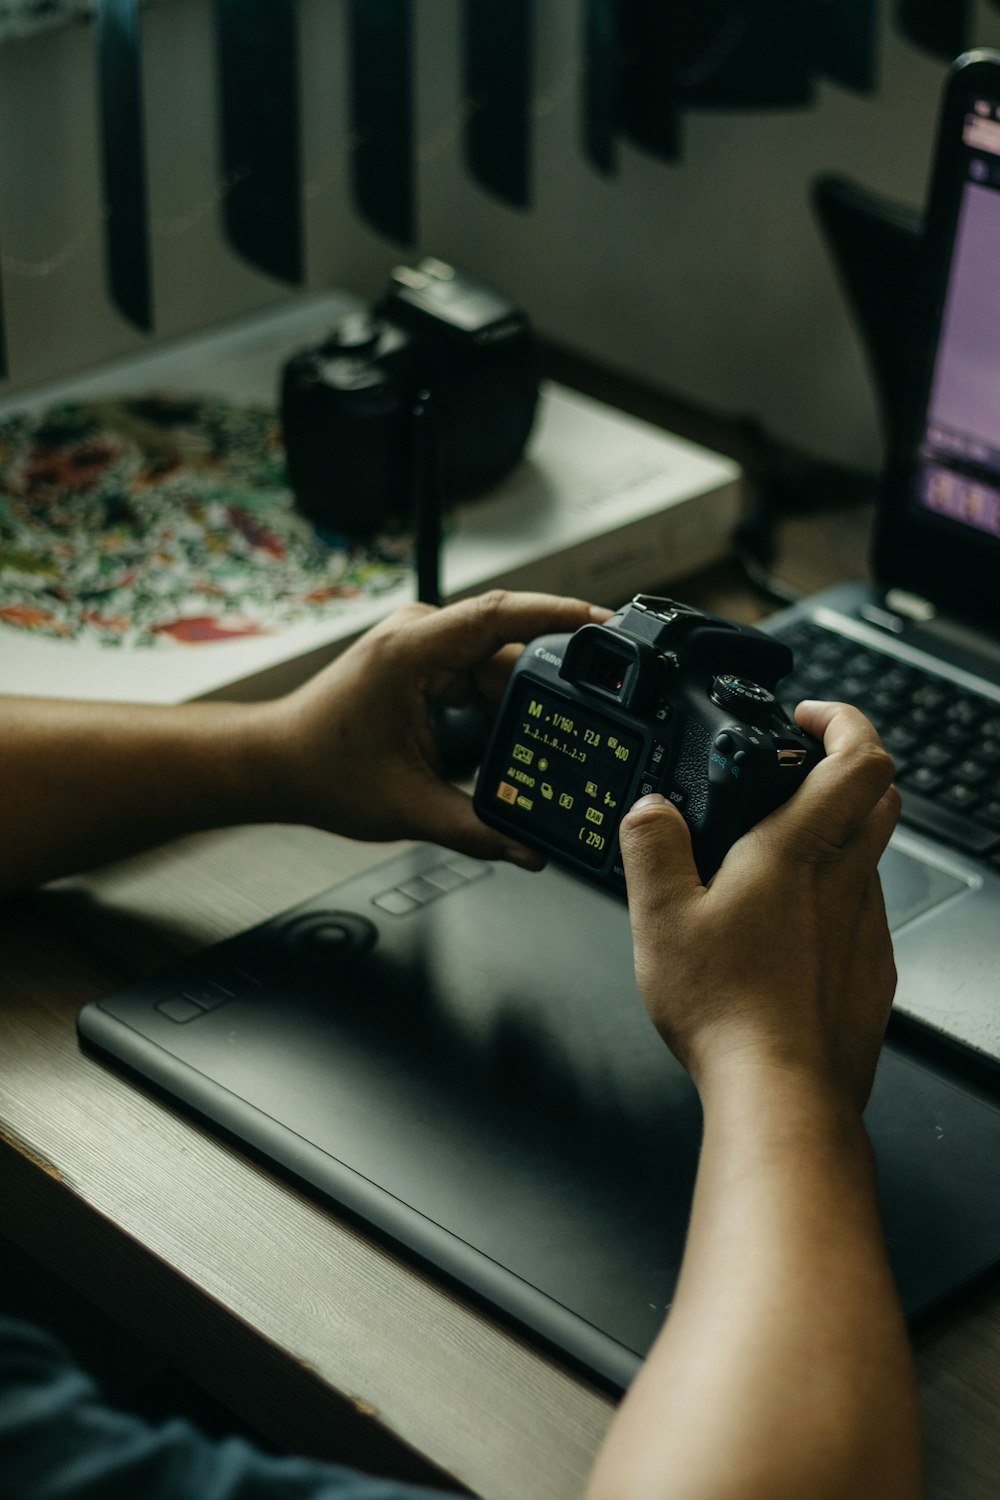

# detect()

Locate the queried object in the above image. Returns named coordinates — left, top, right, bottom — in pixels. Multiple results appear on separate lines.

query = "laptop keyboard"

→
left=775, top=620, right=1000, bottom=871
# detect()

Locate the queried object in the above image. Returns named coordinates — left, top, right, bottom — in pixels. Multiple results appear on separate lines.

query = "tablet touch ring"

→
left=281, top=911, right=378, bottom=958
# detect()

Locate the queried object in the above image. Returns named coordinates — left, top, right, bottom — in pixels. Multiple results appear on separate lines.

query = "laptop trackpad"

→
left=881, top=842, right=970, bottom=932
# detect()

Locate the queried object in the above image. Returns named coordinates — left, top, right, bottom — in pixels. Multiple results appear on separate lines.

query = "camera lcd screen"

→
left=485, top=679, right=644, bottom=868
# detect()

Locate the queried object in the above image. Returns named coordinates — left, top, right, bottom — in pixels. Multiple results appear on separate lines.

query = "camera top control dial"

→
left=710, top=675, right=777, bottom=720
left=321, top=311, right=381, bottom=354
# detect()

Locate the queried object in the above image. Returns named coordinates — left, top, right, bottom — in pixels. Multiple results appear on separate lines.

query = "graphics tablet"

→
left=78, top=846, right=1000, bottom=1392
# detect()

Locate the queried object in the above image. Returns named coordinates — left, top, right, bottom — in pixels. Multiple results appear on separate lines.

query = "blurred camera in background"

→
left=280, top=259, right=540, bottom=538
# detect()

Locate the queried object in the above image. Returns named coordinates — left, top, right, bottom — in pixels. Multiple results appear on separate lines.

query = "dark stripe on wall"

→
left=215, top=0, right=303, bottom=284
left=582, top=0, right=618, bottom=175
left=348, top=0, right=416, bottom=246
left=817, top=0, right=878, bottom=93
left=462, top=0, right=533, bottom=207
left=95, top=0, right=153, bottom=330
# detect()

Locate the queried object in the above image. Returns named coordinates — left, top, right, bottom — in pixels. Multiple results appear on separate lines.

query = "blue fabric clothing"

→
left=0, top=1317, right=456, bottom=1500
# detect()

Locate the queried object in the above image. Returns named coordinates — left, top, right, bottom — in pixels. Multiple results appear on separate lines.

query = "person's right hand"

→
left=618, top=701, right=900, bottom=1113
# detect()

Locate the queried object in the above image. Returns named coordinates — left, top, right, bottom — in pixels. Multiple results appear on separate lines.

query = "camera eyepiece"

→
left=560, top=625, right=645, bottom=709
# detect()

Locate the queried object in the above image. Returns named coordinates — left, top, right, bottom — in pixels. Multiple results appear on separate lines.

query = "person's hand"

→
left=618, top=701, right=900, bottom=1112
left=256, top=589, right=610, bottom=867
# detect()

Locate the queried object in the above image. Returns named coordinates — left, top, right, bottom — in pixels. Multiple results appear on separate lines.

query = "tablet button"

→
left=422, top=863, right=466, bottom=893
left=180, top=980, right=234, bottom=1011
left=156, top=997, right=204, bottom=1024
left=398, top=876, right=443, bottom=904
left=373, top=889, right=419, bottom=915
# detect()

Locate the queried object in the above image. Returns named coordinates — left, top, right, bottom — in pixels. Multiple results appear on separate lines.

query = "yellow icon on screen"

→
left=541, top=783, right=553, bottom=799
left=497, top=781, right=518, bottom=805
left=513, top=743, right=533, bottom=765
left=558, top=793, right=574, bottom=809
left=585, top=780, right=598, bottom=798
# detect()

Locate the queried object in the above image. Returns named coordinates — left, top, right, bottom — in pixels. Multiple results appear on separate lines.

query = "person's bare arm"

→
left=0, top=590, right=605, bottom=896
left=585, top=701, right=921, bottom=1500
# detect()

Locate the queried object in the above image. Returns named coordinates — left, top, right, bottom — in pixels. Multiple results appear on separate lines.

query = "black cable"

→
left=412, top=389, right=441, bottom=607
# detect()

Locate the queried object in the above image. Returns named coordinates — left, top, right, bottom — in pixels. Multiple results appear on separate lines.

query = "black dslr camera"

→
left=280, top=259, right=539, bottom=537
left=473, top=595, right=824, bottom=887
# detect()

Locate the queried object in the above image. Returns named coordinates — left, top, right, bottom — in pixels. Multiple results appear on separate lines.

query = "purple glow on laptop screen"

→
left=917, top=111, right=1000, bottom=545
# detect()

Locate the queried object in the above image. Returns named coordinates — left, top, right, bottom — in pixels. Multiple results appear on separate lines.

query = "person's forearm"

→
left=0, top=696, right=280, bottom=895
left=586, top=1063, right=921, bottom=1500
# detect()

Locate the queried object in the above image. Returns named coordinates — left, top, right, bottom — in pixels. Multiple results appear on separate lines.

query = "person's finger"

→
left=619, top=793, right=704, bottom=925
left=794, top=697, right=885, bottom=751
left=845, top=782, right=902, bottom=868
left=777, top=700, right=896, bottom=849
left=397, top=590, right=612, bottom=672
left=401, top=773, right=547, bottom=869
left=855, top=874, right=898, bottom=1023
left=471, top=642, right=526, bottom=705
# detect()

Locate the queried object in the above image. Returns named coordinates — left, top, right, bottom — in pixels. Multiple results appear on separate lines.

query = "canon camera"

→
left=473, top=595, right=824, bottom=887
left=280, top=258, right=539, bottom=537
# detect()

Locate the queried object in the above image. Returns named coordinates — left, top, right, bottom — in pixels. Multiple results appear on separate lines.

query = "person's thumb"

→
left=618, top=794, right=703, bottom=930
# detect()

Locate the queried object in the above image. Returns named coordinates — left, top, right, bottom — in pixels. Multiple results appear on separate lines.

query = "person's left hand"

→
left=255, top=589, right=609, bottom=866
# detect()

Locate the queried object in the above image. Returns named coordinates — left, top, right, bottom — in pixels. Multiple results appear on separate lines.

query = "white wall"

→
left=1, top=1, right=999, bottom=467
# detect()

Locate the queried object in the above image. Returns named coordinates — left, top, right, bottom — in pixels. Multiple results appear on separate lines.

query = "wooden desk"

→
left=2, top=500, right=999, bottom=1500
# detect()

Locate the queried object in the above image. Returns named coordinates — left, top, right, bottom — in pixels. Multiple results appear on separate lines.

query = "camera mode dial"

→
left=710, top=675, right=776, bottom=719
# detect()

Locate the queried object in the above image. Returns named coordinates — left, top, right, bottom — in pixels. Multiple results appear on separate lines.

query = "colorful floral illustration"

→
left=0, top=394, right=411, bottom=647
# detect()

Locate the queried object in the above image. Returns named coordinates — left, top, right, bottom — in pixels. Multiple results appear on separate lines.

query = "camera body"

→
left=280, top=259, right=539, bottom=537
left=473, top=595, right=824, bottom=887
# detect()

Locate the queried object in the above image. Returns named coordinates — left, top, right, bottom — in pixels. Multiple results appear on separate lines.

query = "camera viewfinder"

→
left=561, top=625, right=641, bottom=708
left=589, top=645, right=630, bottom=697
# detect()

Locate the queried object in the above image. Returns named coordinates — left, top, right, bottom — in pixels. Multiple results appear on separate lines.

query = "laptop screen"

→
left=877, top=51, right=1000, bottom=624
left=915, top=98, right=1000, bottom=550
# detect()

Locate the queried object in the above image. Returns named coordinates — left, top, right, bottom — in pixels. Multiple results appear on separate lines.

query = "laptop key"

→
left=953, top=759, right=989, bottom=786
left=870, top=688, right=907, bottom=716
left=942, top=721, right=976, bottom=747
left=912, top=683, right=950, bottom=710
left=883, top=724, right=919, bottom=753
left=912, top=742, right=953, bottom=769
left=900, top=765, right=943, bottom=796
left=947, top=698, right=984, bottom=727
left=939, top=783, right=982, bottom=813
left=898, top=788, right=1000, bottom=856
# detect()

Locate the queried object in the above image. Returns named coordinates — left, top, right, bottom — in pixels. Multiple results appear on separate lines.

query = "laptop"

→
left=763, top=50, right=1000, bottom=1072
